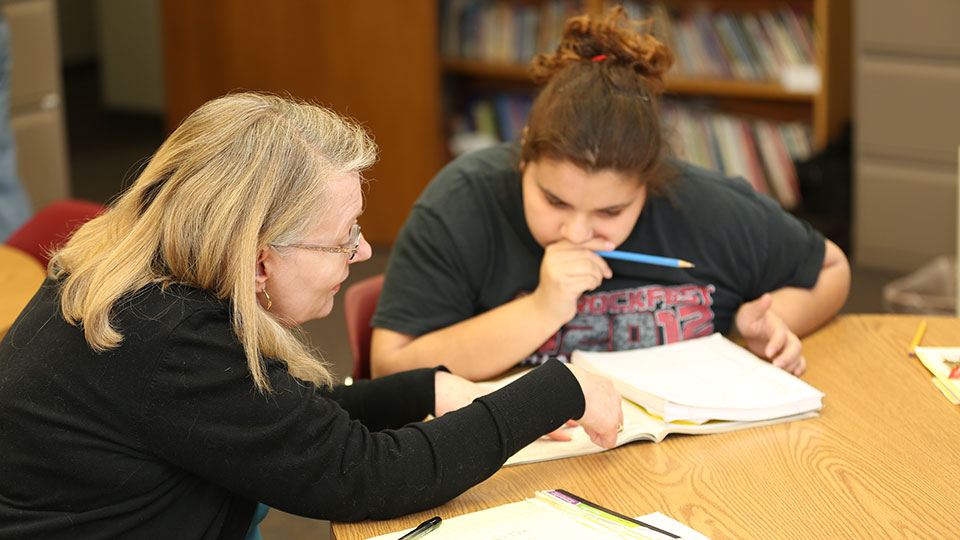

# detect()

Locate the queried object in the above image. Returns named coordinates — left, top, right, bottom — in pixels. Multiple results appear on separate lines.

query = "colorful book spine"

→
left=662, top=101, right=812, bottom=209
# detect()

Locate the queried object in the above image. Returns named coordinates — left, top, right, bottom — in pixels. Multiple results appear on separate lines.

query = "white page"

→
left=636, top=512, right=712, bottom=540
left=573, top=334, right=823, bottom=421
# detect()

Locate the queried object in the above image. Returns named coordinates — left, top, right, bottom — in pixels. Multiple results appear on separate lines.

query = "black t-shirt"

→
left=0, top=280, right=584, bottom=538
left=374, top=142, right=825, bottom=363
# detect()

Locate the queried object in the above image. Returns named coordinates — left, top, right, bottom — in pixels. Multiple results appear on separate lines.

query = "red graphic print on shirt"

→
left=522, top=283, right=716, bottom=365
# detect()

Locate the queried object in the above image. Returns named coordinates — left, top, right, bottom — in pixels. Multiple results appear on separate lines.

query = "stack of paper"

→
left=913, top=346, right=960, bottom=404
left=368, top=490, right=711, bottom=540
left=571, top=333, right=825, bottom=423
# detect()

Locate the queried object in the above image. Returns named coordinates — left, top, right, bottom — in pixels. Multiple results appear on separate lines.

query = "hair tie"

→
left=591, top=54, right=608, bottom=62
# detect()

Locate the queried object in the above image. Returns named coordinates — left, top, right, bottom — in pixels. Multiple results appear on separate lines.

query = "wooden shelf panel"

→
left=665, top=77, right=813, bottom=102
left=442, top=59, right=815, bottom=103
left=442, top=59, right=532, bottom=81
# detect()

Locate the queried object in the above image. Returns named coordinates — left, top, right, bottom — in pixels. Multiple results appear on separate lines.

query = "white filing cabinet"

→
left=853, top=0, right=960, bottom=271
left=2, top=0, right=70, bottom=211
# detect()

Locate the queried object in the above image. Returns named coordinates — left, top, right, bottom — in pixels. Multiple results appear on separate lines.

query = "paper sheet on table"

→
left=637, top=512, right=712, bottom=540
left=915, top=346, right=960, bottom=403
left=365, top=500, right=617, bottom=539
left=365, top=499, right=711, bottom=539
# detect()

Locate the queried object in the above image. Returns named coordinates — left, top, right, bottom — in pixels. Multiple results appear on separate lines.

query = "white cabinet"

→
left=3, top=0, right=70, bottom=211
left=853, top=0, right=960, bottom=271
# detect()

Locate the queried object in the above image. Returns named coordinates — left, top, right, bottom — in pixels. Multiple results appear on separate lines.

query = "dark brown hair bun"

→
left=529, top=6, right=674, bottom=94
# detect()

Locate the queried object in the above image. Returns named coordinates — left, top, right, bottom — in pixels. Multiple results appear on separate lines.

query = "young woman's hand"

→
left=564, top=364, right=623, bottom=449
left=434, top=370, right=490, bottom=417
left=735, top=293, right=805, bottom=375
left=531, top=239, right=614, bottom=324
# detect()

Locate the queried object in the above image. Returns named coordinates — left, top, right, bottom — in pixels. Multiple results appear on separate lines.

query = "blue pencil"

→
left=595, top=250, right=695, bottom=268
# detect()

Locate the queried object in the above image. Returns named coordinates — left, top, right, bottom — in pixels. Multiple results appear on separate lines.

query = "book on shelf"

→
left=778, top=5, right=816, bottom=62
left=754, top=119, right=801, bottom=209
left=740, top=11, right=780, bottom=78
left=698, top=114, right=724, bottom=173
left=690, top=7, right=734, bottom=79
left=611, top=1, right=820, bottom=85
left=669, top=19, right=697, bottom=77
left=468, top=99, right=498, bottom=141
left=440, top=0, right=584, bottom=65
left=661, top=101, right=811, bottom=209
left=368, top=489, right=712, bottom=540
left=757, top=7, right=821, bottom=92
left=449, top=92, right=532, bottom=155
left=483, top=334, right=824, bottom=467
left=712, top=12, right=761, bottom=81
left=713, top=116, right=757, bottom=192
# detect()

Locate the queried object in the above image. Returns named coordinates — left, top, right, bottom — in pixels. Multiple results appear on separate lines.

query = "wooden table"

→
left=333, top=314, right=960, bottom=540
left=0, top=244, right=45, bottom=340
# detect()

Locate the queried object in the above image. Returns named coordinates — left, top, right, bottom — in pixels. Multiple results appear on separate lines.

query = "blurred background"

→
left=5, top=0, right=958, bottom=537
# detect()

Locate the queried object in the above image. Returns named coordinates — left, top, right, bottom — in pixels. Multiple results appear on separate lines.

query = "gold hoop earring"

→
left=261, top=289, right=272, bottom=311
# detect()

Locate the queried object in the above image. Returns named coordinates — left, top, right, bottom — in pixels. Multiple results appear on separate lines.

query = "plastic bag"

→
left=882, top=256, right=957, bottom=315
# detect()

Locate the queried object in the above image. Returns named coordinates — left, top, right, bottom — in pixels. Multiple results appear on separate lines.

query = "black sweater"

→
left=0, top=281, right=584, bottom=539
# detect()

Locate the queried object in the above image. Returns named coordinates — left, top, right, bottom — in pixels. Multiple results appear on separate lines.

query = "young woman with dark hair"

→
left=371, top=7, right=850, bottom=381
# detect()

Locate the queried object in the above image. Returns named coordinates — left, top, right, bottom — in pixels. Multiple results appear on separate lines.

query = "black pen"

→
left=397, top=516, right=442, bottom=539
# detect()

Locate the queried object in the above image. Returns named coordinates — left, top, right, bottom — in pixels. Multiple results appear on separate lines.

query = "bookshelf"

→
left=439, top=0, right=851, bottom=237
left=160, top=0, right=849, bottom=246
left=441, top=0, right=850, bottom=146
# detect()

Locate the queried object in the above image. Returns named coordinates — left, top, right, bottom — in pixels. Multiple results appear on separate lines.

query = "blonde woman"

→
left=0, top=92, right=623, bottom=538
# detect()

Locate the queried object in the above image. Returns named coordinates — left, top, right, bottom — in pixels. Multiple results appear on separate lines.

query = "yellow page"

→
left=914, top=347, right=960, bottom=401
left=931, top=377, right=960, bottom=404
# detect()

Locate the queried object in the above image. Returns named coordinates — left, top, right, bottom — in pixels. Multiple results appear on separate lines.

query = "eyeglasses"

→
left=277, top=222, right=362, bottom=260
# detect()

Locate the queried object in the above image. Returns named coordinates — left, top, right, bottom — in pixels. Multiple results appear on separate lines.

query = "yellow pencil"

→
left=907, top=320, right=927, bottom=356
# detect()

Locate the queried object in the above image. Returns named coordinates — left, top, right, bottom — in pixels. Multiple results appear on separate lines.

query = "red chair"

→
left=343, top=273, right=385, bottom=380
left=6, top=199, right=106, bottom=268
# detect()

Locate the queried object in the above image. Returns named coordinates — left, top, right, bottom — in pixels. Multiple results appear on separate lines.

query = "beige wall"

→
left=96, top=0, right=164, bottom=114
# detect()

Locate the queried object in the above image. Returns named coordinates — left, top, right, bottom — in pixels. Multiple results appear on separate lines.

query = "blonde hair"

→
left=50, top=92, right=377, bottom=391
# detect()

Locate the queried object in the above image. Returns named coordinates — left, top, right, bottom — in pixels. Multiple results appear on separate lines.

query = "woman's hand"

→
left=531, top=239, right=614, bottom=324
left=434, top=370, right=490, bottom=417
left=735, top=293, right=805, bottom=375
left=543, top=420, right=578, bottom=442
left=564, top=364, right=623, bottom=449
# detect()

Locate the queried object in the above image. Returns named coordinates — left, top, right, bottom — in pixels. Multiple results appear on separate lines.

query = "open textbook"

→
left=367, top=489, right=712, bottom=540
left=572, top=333, right=825, bottom=422
left=482, top=333, right=824, bottom=467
